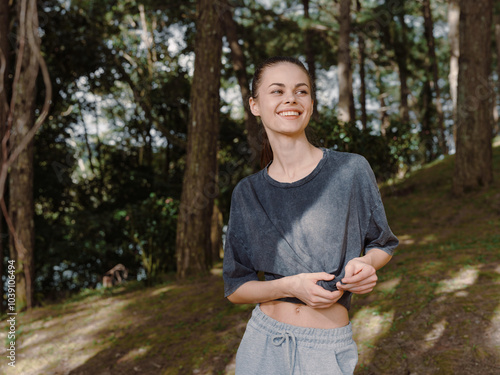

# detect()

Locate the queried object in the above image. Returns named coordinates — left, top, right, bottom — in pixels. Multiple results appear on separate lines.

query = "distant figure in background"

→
left=102, top=264, right=128, bottom=288
left=223, top=56, right=398, bottom=374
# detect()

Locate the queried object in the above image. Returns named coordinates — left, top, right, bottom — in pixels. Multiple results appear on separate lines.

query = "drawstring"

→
left=272, top=331, right=297, bottom=375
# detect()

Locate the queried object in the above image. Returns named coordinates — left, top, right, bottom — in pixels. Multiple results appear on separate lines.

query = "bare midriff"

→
left=260, top=301, right=349, bottom=329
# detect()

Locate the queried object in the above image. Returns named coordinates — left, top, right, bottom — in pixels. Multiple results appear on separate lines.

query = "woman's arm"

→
left=336, top=248, right=392, bottom=294
left=227, top=272, right=344, bottom=309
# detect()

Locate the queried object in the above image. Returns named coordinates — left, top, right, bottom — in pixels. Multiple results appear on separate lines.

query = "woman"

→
left=223, top=56, right=398, bottom=375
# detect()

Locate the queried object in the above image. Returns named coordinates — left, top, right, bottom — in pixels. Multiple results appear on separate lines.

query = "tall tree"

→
left=422, top=0, right=448, bottom=155
left=0, top=0, right=10, bottom=313
left=302, top=0, right=319, bottom=120
left=9, top=0, right=39, bottom=311
left=176, top=0, right=223, bottom=278
left=494, top=11, right=500, bottom=136
left=448, top=0, right=460, bottom=139
left=5, top=0, right=51, bottom=310
left=453, top=0, right=493, bottom=195
left=393, top=0, right=410, bottom=124
left=356, top=0, right=367, bottom=130
left=337, top=0, right=355, bottom=123
left=221, top=3, right=260, bottom=167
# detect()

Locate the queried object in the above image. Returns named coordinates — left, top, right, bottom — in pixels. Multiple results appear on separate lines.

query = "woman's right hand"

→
left=290, top=272, right=344, bottom=308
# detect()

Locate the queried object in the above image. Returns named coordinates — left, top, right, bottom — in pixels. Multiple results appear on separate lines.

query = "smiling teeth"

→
left=279, top=111, right=300, bottom=116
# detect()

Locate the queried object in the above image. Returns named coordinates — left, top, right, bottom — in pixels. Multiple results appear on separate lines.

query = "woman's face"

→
left=249, top=63, right=314, bottom=138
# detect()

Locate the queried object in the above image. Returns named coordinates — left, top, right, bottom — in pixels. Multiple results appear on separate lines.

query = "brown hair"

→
left=250, top=57, right=315, bottom=169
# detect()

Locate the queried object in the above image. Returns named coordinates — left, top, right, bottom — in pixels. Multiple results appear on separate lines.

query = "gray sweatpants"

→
left=235, top=305, right=358, bottom=375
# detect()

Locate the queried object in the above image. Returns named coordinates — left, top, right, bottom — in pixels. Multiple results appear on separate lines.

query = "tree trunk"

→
left=210, top=203, right=222, bottom=264
left=356, top=0, right=367, bottom=130
left=448, top=0, right=460, bottom=143
left=494, top=14, right=500, bottom=137
left=420, top=79, right=435, bottom=162
left=337, top=0, right=355, bottom=123
left=376, top=67, right=390, bottom=136
left=394, top=10, right=410, bottom=124
left=422, top=0, right=448, bottom=155
left=0, top=0, right=10, bottom=315
left=8, top=0, right=41, bottom=311
left=302, top=0, right=319, bottom=121
left=453, top=0, right=493, bottom=195
left=176, top=0, right=223, bottom=279
left=221, top=3, right=260, bottom=167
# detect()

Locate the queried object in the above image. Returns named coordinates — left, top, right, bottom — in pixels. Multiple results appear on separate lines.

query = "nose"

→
left=283, top=91, right=297, bottom=104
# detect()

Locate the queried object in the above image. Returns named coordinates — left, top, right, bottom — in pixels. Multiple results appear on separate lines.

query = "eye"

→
left=296, top=89, right=309, bottom=95
left=271, top=89, right=283, bottom=94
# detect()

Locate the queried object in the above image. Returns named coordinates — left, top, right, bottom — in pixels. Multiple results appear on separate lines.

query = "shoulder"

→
left=325, top=149, right=373, bottom=174
left=231, top=169, right=265, bottom=201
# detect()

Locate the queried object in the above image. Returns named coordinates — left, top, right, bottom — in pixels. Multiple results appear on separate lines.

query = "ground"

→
left=1, top=145, right=499, bottom=375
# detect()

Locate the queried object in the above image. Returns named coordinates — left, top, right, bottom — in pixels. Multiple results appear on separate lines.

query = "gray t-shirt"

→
left=223, top=148, right=398, bottom=310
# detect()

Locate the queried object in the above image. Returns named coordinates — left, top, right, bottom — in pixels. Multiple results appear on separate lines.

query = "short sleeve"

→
left=364, top=202, right=398, bottom=255
left=222, top=228, right=259, bottom=297
left=356, top=155, right=398, bottom=255
left=222, top=184, right=259, bottom=297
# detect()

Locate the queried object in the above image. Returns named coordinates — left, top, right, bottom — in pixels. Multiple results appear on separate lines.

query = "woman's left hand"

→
left=335, top=257, right=378, bottom=294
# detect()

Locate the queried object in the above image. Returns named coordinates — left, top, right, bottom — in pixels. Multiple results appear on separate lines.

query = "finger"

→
left=338, top=279, right=377, bottom=293
left=306, top=291, right=344, bottom=307
left=313, top=272, right=335, bottom=281
left=311, top=286, right=343, bottom=300
left=342, top=263, right=356, bottom=279
left=346, top=283, right=377, bottom=294
left=342, top=268, right=376, bottom=284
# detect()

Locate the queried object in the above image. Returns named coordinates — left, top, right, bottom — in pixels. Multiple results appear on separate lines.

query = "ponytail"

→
left=260, top=130, right=273, bottom=169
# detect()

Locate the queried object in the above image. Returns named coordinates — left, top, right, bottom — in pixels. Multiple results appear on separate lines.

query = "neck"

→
left=266, top=132, right=322, bottom=182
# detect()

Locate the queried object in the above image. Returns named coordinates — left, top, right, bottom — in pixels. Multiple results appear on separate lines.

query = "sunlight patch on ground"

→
left=421, top=234, right=438, bottom=244
left=435, top=266, right=479, bottom=295
left=397, top=234, right=415, bottom=246
left=352, top=307, right=395, bottom=366
left=117, top=345, right=152, bottom=363
left=150, top=284, right=178, bottom=296
left=421, top=318, right=447, bottom=350
left=376, top=277, right=401, bottom=293
left=0, top=296, right=131, bottom=375
left=486, top=305, right=500, bottom=351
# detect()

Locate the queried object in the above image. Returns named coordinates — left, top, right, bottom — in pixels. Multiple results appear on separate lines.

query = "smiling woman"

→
left=249, top=57, right=316, bottom=170
left=222, top=56, right=398, bottom=374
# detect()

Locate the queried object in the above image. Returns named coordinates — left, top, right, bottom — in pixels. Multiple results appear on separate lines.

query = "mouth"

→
left=277, top=110, right=301, bottom=117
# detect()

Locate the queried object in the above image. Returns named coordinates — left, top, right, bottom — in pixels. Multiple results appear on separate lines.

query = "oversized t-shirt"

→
left=223, top=148, right=398, bottom=310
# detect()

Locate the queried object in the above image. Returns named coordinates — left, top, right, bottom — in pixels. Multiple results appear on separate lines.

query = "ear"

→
left=249, top=97, right=260, bottom=117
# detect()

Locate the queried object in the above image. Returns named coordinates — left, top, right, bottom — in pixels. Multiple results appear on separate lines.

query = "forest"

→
left=0, top=0, right=499, bottom=372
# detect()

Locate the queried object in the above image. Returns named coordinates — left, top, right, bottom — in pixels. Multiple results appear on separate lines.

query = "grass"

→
left=1, top=144, right=499, bottom=374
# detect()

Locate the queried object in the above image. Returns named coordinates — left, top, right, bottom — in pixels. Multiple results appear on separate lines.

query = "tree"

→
left=3, top=0, right=51, bottom=310
left=176, top=0, right=223, bottom=278
left=453, top=0, right=493, bottom=195
left=302, top=0, right=319, bottom=120
left=221, top=2, right=260, bottom=167
left=337, top=0, right=355, bottom=123
left=494, top=7, right=500, bottom=137
left=0, top=0, right=11, bottom=313
left=356, top=0, right=367, bottom=130
left=391, top=0, right=410, bottom=124
left=448, top=0, right=460, bottom=138
left=422, top=0, right=448, bottom=155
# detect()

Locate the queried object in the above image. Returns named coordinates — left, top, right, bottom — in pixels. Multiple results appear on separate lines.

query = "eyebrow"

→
left=268, top=83, right=310, bottom=88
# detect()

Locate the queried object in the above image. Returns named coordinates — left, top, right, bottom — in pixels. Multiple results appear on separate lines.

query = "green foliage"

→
left=309, top=111, right=412, bottom=180
left=115, top=193, right=179, bottom=284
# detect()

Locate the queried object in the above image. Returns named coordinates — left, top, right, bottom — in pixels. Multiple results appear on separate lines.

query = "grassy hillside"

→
left=1, top=144, right=499, bottom=375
